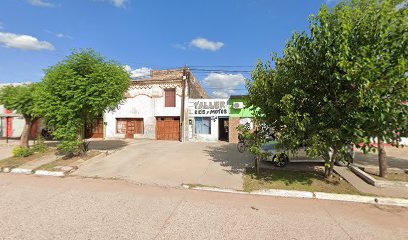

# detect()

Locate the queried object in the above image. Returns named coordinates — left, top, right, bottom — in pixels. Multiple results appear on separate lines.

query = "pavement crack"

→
left=321, top=203, right=354, bottom=240
left=153, top=198, right=184, bottom=240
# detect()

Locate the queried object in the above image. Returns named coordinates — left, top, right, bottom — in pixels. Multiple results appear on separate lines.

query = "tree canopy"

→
left=0, top=84, right=41, bottom=148
left=38, top=49, right=131, bottom=153
left=247, top=0, right=407, bottom=177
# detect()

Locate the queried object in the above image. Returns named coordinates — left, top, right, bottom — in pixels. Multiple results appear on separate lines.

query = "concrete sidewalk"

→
left=354, top=147, right=408, bottom=171
left=73, top=140, right=252, bottom=190
left=0, top=145, right=14, bottom=161
left=15, top=152, right=60, bottom=171
left=334, top=166, right=408, bottom=199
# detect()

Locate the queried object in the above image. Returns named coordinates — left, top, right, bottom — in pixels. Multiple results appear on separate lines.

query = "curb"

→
left=350, top=164, right=408, bottom=188
left=34, top=170, right=65, bottom=177
left=314, top=192, right=408, bottom=207
left=252, top=189, right=314, bottom=199
left=190, top=187, right=408, bottom=208
left=1, top=167, right=11, bottom=173
left=10, top=168, right=33, bottom=174
left=189, top=186, right=249, bottom=195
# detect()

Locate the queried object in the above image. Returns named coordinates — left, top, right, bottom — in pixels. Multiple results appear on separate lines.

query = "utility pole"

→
left=181, top=67, right=188, bottom=142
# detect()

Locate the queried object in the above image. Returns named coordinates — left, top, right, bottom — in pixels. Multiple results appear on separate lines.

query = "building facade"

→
left=228, top=95, right=254, bottom=143
left=187, top=98, right=229, bottom=142
left=104, top=69, right=208, bottom=141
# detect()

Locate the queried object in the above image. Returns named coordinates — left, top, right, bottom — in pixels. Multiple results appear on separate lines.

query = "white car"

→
left=261, top=141, right=354, bottom=167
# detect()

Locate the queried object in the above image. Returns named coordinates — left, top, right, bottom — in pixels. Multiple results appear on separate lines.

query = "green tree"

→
left=247, top=0, right=407, bottom=177
left=38, top=49, right=131, bottom=154
left=0, top=84, right=41, bottom=148
left=346, top=0, right=407, bottom=177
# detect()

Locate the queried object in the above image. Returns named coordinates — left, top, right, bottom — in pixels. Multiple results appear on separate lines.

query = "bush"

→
left=57, top=139, right=82, bottom=156
left=32, top=136, right=48, bottom=153
left=12, top=147, right=33, bottom=157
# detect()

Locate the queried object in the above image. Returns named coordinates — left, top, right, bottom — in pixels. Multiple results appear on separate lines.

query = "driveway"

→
left=0, top=141, right=18, bottom=160
left=73, top=140, right=253, bottom=190
left=354, top=146, right=408, bottom=170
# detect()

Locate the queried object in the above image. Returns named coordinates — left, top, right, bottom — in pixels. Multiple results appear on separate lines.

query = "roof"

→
left=131, top=68, right=210, bottom=99
left=131, top=69, right=184, bottom=83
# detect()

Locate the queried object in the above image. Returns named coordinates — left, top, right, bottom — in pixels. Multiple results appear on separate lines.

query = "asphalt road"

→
left=0, top=174, right=407, bottom=240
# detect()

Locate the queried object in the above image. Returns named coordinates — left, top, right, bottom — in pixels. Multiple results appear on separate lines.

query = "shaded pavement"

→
left=354, top=146, right=408, bottom=171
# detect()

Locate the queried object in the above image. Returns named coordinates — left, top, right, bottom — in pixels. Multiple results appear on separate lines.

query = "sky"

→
left=0, top=0, right=339, bottom=98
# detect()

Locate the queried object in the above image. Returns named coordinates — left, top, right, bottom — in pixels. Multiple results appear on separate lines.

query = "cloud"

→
left=111, top=0, right=128, bottom=8
left=0, top=32, right=55, bottom=51
left=326, top=0, right=339, bottom=5
left=45, top=30, right=72, bottom=39
left=98, top=0, right=129, bottom=8
left=56, top=33, right=72, bottom=39
left=28, top=0, right=56, bottom=7
left=203, top=72, right=245, bottom=98
left=172, top=43, right=187, bottom=50
left=190, top=38, right=224, bottom=51
left=124, top=66, right=151, bottom=79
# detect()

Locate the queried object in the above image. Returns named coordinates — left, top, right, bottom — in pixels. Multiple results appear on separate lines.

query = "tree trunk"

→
left=378, top=138, right=387, bottom=178
left=325, top=149, right=336, bottom=177
left=255, top=156, right=260, bottom=174
left=20, top=116, right=32, bottom=148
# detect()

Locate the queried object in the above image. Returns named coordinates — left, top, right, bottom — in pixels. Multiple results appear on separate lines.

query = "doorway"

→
left=218, top=117, right=229, bottom=142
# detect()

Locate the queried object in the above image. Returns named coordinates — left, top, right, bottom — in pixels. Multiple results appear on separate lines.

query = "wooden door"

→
left=126, top=120, right=136, bottom=138
left=156, top=117, right=180, bottom=140
left=134, top=119, right=144, bottom=135
left=6, top=117, right=12, bottom=137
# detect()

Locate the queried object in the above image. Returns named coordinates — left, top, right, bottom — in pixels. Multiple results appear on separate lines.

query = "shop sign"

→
left=192, top=100, right=229, bottom=116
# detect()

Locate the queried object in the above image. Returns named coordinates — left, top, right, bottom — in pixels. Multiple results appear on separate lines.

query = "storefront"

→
left=229, top=95, right=254, bottom=143
left=187, top=99, right=229, bottom=142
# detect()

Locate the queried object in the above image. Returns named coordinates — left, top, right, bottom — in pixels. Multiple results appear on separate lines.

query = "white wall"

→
left=187, top=98, right=229, bottom=142
left=105, top=84, right=187, bottom=139
left=105, top=95, right=156, bottom=139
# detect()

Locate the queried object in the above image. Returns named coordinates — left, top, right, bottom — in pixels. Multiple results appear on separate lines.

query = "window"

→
left=116, top=119, right=126, bottom=134
left=165, top=88, right=176, bottom=107
left=195, top=117, right=211, bottom=134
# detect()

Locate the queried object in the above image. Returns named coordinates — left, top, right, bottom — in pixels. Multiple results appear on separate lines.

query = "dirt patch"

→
left=0, top=149, right=56, bottom=169
left=35, top=151, right=101, bottom=172
left=243, top=167, right=361, bottom=195
left=369, top=172, right=408, bottom=182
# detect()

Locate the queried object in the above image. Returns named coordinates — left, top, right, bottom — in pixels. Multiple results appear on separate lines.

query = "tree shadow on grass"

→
left=203, top=143, right=254, bottom=175
left=246, top=167, right=341, bottom=187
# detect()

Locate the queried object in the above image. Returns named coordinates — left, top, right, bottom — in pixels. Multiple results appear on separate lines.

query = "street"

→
left=0, top=174, right=407, bottom=240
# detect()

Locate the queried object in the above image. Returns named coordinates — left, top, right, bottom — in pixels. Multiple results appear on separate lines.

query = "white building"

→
left=187, top=98, right=230, bottom=142
left=104, top=69, right=209, bottom=141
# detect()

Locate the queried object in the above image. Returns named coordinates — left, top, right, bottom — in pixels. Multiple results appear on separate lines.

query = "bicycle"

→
left=237, top=133, right=249, bottom=153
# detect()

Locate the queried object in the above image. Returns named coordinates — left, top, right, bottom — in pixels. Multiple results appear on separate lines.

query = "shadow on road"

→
left=45, top=140, right=129, bottom=151
left=88, top=140, right=129, bottom=151
left=203, top=143, right=253, bottom=174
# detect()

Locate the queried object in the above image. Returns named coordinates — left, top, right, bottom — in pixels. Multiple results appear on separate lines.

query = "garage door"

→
left=156, top=117, right=180, bottom=141
left=116, top=118, right=144, bottom=139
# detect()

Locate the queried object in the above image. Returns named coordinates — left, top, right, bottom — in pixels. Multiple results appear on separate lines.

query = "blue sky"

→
left=0, top=0, right=339, bottom=97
